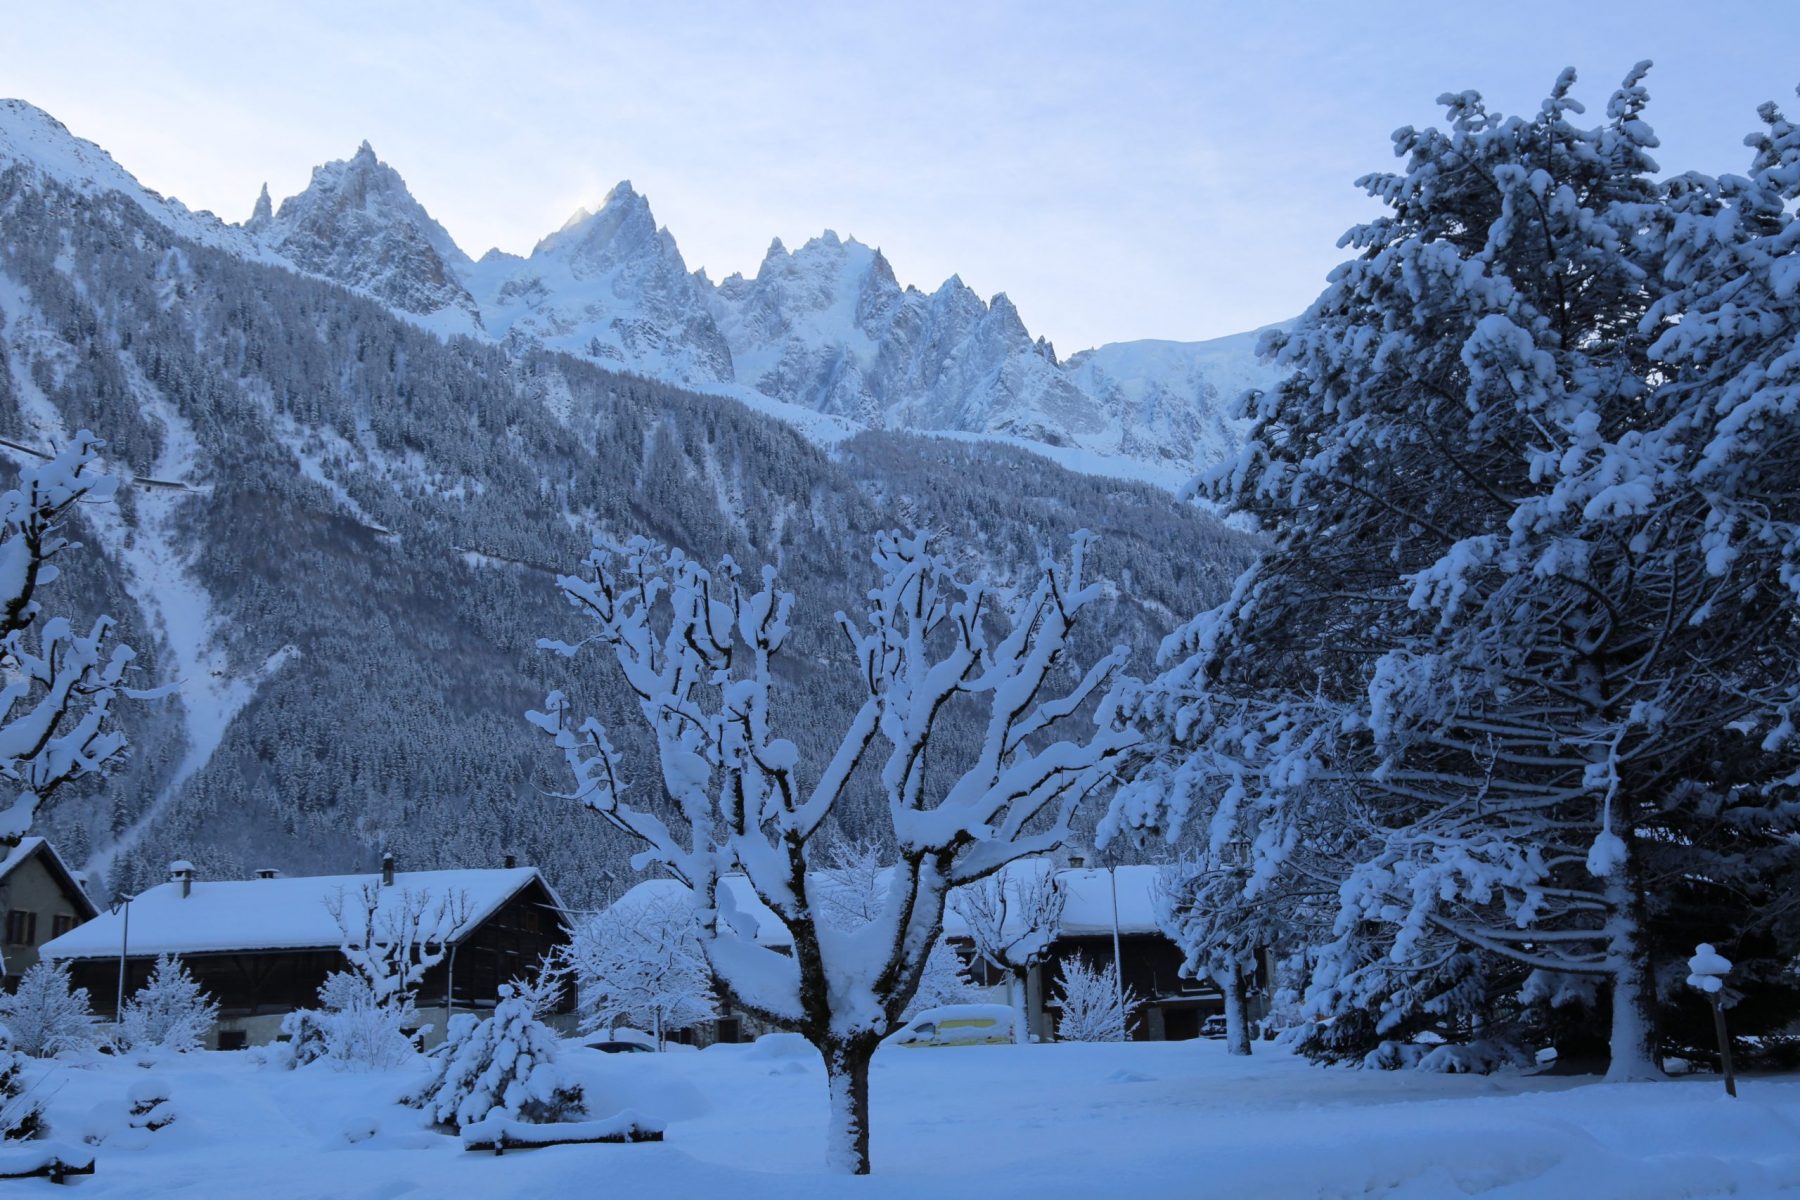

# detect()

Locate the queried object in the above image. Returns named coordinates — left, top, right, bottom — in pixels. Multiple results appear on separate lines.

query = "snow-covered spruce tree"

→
left=403, top=980, right=585, bottom=1131
left=951, top=861, right=1065, bottom=1043
left=121, top=955, right=219, bottom=1053
left=0, top=959, right=101, bottom=1058
left=1052, top=956, right=1138, bottom=1042
left=908, top=935, right=979, bottom=1017
left=569, top=886, right=716, bottom=1048
left=0, top=432, right=137, bottom=849
left=1103, top=67, right=1790, bottom=1080
left=533, top=530, right=1137, bottom=1173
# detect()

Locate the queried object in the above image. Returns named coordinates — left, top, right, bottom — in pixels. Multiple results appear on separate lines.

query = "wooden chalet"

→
left=40, top=857, right=574, bottom=1049
left=0, top=838, right=98, bottom=987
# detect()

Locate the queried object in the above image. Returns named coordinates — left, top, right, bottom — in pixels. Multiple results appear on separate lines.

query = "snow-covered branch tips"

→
left=0, top=430, right=143, bottom=844
left=529, top=528, right=1140, bottom=1174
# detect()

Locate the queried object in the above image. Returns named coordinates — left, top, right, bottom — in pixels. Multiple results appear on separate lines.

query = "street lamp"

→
left=1096, top=844, right=1124, bottom=1022
left=109, top=890, right=139, bottom=1025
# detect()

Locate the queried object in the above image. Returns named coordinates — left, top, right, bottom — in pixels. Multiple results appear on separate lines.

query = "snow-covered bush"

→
left=120, top=955, right=219, bottom=1053
left=1363, top=1039, right=1529, bottom=1075
left=569, top=885, right=714, bottom=1048
left=320, top=971, right=416, bottom=1069
left=0, top=1045, right=43, bottom=1141
left=0, top=959, right=101, bottom=1057
left=1052, top=957, right=1138, bottom=1042
left=126, top=1078, right=177, bottom=1131
left=403, top=983, right=585, bottom=1131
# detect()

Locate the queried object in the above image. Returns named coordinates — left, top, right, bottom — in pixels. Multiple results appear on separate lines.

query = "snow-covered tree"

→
left=569, top=884, right=715, bottom=1048
left=0, top=959, right=101, bottom=1058
left=533, top=529, right=1138, bottom=1173
left=0, top=432, right=138, bottom=847
left=1104, top=65, right=1800, bottom=1080
left=307, top=971, right=416, bottom=1069
left=1052, top=956, right=1138, bottom=1042
left=403, top=982, right=585, bottom=1131
left=951, top=861, right=1065, bottom=1043
left=120, top=955, right=219, bottom=1053
left=813, top=835, right=975, bottom=1019
left=324, top=880, right=470, bottom=1005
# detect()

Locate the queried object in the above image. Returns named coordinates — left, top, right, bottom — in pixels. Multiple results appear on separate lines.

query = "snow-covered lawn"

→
left=19, top=1038, right=1800, bottom=1199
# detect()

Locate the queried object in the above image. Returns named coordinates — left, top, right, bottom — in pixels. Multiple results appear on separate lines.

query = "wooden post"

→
left=1710, top=995, right=1737, bottom=1098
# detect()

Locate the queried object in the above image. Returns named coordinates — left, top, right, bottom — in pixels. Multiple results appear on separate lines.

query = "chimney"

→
left=381, top=853, right=395, bottom=887
left=254, top=868, right=279, bottom=880
left=503, top=853, right=516, bottom=870
left=168, top=860, right=195, bottom=898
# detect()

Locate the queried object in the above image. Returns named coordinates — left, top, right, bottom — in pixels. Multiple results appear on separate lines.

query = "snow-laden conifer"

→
left=1107, top=66, right=1800, bottom=1079
left=403, top=980, right=584, bottom=1131
left=120, top=955, right=219, bottom=1054
left=0, top=959, right=101, bottom=1058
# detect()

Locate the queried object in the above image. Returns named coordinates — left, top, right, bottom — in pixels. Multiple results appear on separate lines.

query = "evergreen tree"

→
left=120, top=955, right=219, bottom=1053
left=403, top=982, right=585, bottom=1130
left=0, top=959, right=101, bottom=1057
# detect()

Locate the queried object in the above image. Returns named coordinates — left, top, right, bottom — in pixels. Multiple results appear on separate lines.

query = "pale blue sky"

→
left=8, top=1, right=1798, bottom=349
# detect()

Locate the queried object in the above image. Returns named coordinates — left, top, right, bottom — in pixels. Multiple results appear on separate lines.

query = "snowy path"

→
left=25, top=1039, right=1800, bottom=1199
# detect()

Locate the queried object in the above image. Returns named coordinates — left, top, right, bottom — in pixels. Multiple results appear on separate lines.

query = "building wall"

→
left=62, top=880, right=576, bottom=1047
left=1, top=851, right=89, bottom=985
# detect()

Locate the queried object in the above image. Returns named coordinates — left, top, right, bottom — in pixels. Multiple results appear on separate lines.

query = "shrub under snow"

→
left=121, top=955, right=220, bottom=1054
left=0, top=1043, right=43, bottom=1141
left=0, top=960, right=101, bottom=1058
left=1053, top=956, right=1139, bottom=1042
left=403, top=983, right=584, bottom=1131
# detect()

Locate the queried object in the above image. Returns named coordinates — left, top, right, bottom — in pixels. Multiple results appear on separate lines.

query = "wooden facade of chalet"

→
left=66, top=878, right=572, bottom=1023
left=46, top=864, right=575, bottom=1048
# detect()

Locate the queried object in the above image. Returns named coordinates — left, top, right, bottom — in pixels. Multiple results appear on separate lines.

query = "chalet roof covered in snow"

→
left=609, top=862, right=1168, bottom=949
left=39, top=866, right=563, bottom=960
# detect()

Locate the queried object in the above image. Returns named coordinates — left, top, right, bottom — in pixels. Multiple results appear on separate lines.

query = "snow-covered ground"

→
left=17, top=1038, right=1800, bottom=1198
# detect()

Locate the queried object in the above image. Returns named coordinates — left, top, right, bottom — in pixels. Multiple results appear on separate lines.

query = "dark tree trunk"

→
left=821, top=1037, right=878, bottom=1174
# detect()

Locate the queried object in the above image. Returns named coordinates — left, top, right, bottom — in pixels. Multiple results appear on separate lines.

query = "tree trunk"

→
left=1602, top=870, right=1661, bottom=1082
left=1218, top=963, right=1252, bottom=1057
left=1010, top=969, right=1031, bottom=1045
left=822, top=1039, right=876, bottom=1174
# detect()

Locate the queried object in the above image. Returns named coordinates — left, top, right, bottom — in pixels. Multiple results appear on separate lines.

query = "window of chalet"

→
left=3, top=910, right=36, bottom=946
left=51, top=914, right=78, bottom=939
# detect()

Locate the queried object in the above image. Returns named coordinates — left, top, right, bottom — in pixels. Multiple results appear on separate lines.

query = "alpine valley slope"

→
left=0, top=100, right=1259, bottom=902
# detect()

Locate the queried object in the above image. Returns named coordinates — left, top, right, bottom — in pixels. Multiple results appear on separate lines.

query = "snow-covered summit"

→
left=257, top=141, right=481, bottom=331
left=0, top=99, right=254, bottom=255
left=462, top=179, right=733, bottom=386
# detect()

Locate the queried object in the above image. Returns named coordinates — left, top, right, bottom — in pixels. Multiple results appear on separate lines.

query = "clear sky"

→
left=8, top=1, right=1798, bottom=351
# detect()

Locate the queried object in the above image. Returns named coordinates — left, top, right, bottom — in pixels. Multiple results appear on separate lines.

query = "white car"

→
left=888, top=1004, right=1015, bottom=1047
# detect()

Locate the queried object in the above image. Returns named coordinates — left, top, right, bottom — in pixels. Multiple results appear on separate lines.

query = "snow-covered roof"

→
left=40, top=866, right=563, bottom=960
left=0, top=837, right=96, bottom=918
left=607, top=862, right=1168, bottom=950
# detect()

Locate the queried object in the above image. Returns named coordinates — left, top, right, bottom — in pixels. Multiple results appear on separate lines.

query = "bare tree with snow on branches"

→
left=952, top=861, right=1065, bottom=1044
left=324, top=881, right=471, bottom=1007
left=531, top=528, right=1138, bottom=1174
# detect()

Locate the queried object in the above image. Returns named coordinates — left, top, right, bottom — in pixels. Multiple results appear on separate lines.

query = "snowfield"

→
left=17, top=1038, right=1800, bottom=1199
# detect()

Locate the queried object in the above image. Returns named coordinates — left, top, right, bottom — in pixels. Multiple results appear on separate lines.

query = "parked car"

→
left=888, top=1004, right=1015, bottom=1048
left=581, top=1027, right=657, bottom=1054
left=1200, top=1015, right=1229, bottom=1039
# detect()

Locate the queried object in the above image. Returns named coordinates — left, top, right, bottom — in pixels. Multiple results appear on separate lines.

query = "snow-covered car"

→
left=581, top=1027, right=656, bottom=1054
left=887, top=1004, right=1014, bottom=1048
left=1200, top=1015, right=1228, bottom=1039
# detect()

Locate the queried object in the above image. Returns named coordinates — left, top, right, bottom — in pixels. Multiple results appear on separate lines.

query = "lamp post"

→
left=1687, top=943, right=1736, bottom=1098
left=110, top=891, right=138, bottom=1025
left=1096, top=845, right=1124, bottom=1024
